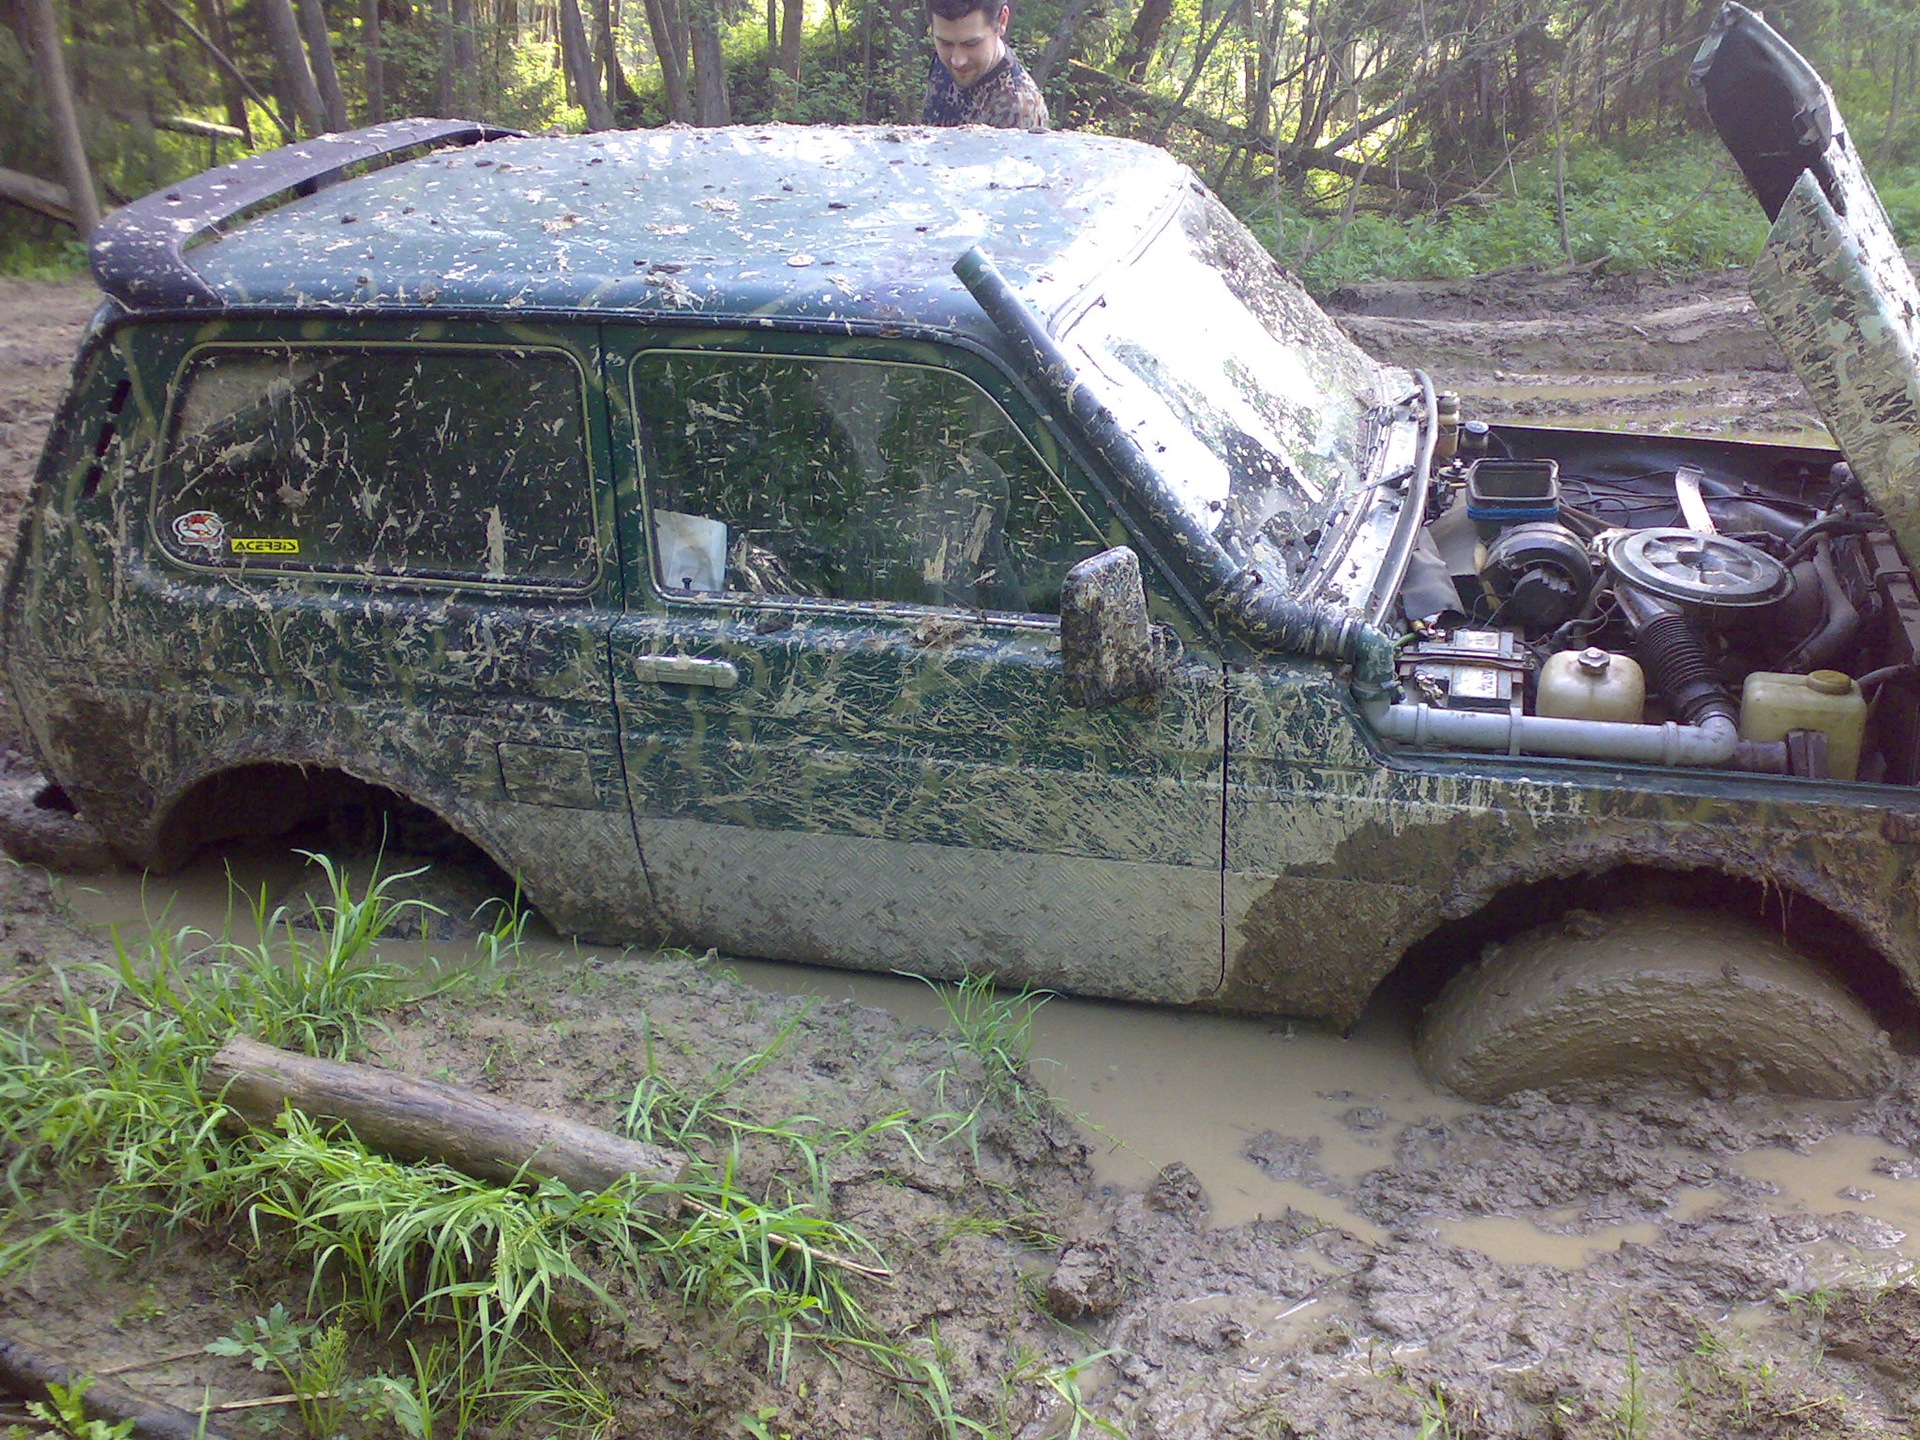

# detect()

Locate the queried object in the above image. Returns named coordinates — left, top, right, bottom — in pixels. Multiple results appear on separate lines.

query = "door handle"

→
left=632, top=654, right=739, bottom=689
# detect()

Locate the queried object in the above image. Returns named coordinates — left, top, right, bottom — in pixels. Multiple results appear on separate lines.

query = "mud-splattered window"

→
left=157, top=345, right=597, bottom=587
left=632, top=352, right=1104, bottom=613
left=1062, top=189, right=1386, bottom=577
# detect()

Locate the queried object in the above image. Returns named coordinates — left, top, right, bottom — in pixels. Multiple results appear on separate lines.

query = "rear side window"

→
left=156, top=345, right=598, bottom=587
left=631, top=351, right=1105, bottom=614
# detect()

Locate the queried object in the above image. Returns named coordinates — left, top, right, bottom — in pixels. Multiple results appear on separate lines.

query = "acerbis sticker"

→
left=230, top=537, right=301, bottom=555
left=172, top=510, right=226, bottom=549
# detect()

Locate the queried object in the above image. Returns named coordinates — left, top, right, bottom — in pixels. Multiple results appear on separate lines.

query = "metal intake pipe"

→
left=1365, top=696, right=1739, bottom=767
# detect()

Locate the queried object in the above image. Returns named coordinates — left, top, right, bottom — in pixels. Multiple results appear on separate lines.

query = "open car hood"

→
left=1693, top=2, right=1920, bottom=560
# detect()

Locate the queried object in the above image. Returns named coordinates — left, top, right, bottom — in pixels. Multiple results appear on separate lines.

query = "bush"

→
left=1250, top=137, right=1773, bottom=289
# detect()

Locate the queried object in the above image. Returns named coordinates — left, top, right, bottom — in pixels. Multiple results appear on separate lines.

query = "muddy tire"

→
left=1415, top=904, right=1897, bottom=1102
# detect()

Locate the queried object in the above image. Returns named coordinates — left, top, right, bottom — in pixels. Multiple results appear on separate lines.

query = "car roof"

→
left=91, top=122, right=1194, bottom=343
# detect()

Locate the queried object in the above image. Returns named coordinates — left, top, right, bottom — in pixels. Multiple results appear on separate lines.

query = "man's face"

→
left=932, top=5, right=1009, bottom=90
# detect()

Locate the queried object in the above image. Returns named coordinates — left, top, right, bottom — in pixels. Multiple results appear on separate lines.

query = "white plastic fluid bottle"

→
left=1537, top=647, right=1646, bottom=724
left=1739, top=669, right=1866, bottom=781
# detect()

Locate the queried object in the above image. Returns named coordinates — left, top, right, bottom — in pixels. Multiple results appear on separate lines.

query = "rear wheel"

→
left=1415, top=903, right=1897, bottom=1101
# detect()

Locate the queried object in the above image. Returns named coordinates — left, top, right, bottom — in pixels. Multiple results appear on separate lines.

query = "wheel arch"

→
left=1374, top=845, right=1920, bottom=1040
left=143, top=750, right=525, bottom=902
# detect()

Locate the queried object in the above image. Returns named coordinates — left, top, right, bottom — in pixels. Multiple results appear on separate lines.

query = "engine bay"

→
left=1387, top=403, right=1920, bottom=785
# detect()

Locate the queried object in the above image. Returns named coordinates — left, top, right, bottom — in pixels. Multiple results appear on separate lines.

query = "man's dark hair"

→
left=927, top=0, right=1007, bottom=22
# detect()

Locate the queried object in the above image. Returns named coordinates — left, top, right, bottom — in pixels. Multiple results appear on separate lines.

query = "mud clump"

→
left=1043, top=1239, right=1126, bottom=1319
left=1243, top=1129, right=1326, bottom=1183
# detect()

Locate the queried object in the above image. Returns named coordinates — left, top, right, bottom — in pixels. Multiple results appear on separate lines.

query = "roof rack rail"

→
left=90, top=118, right=523, bottom=311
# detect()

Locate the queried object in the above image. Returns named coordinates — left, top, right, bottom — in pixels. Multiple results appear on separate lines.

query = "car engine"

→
left=1390, top=403, right=1920, bottom=784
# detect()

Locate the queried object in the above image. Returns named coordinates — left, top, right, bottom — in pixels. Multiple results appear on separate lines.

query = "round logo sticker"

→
left=172, top=510, right=226, bottom=549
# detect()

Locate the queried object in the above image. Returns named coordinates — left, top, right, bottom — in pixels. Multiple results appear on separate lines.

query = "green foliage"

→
left=208, top=1305, right=357, bottom=1438
left=0, top=854, right=502, bottom=1263
left=929, top=972, right=1055, bottom=1129
left=0, top=235, right=90, bottom=279
left=24, top=1378, right=137, bottom=1440
left=0, top=858, right=1120, bottom=1438
left=1879, top=172, right=1920, bottom=248
left=223, top=1120, right=632, bottom=1425
left=1010, top=1347, right=1129, bottom=1439
left=1252, top=138, right=1774, bottom=288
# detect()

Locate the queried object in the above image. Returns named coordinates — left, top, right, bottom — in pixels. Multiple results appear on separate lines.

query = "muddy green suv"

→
left=10, top=4, right=1920, bottom=1099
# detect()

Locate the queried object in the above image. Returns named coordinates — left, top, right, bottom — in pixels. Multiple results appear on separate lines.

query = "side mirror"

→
left=1060, top=547, right=1171, bottom=709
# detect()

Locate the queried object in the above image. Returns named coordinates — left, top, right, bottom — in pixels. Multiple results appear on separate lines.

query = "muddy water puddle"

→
left=61, top=856, right=1920, bottom=1276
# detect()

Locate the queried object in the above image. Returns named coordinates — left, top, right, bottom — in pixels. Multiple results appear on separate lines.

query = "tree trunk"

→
left=1553, top=79, right=1572, bottom=267
left=205, top=1034, right=687, bottom=1194
left=1118, top=0, right=1172, bottom=84
left=362, top=0, right=384, bottom=122
left=431, top=0, right=454, bottom=113
left=1153, top=0, right=1236, bottom=144
left=687, top=0, right=729, bottom=124
left=594, top=0, right=641, bottom=121
left=450, top=0, right=477, bottom=110
left=195, top=0, right=255, bottom=143
left=258, top=0, right=328, bottom=133
left=778, top=0, right=800, bottom=79
left=296, top=0, right=349, bottom=129
left=1031, top=0, right=1094, bottom=85
left=558, top=0, right=614, bottom=126
left=19, top=0, right=102, bottom=234
left=156, top=0, right=293, bottom=138
left=0, top=164, right=73, bottom=225
left=641, top=0, right=692, bottom=120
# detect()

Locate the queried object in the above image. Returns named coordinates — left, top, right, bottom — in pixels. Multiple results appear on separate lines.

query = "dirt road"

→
left=6, top=272, right=1920, bottom=1439
left=1322, top=265, right=1828, bottom=444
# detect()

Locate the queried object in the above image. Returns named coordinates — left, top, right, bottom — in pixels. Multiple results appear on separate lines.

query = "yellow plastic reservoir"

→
left=1739, top=670, right=1867, bottom=781
left=1537, top=647, right=1646, bottom=723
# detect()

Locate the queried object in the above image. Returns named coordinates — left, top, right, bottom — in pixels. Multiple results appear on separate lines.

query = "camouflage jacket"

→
left=922, top=49, right=1050, bottom=129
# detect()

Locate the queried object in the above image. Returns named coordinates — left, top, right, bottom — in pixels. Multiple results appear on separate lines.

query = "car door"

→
left=603, top=329, right=1228, bottom=1001
left=122, top=321, right=649, bottom=932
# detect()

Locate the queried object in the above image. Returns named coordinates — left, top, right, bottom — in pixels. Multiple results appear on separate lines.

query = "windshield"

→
left=1059, top=190, right=1398, bottom=578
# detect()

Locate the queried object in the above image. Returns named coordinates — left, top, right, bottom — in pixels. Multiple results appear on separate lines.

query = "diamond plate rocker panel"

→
left=635, top=817, right=1223, bottom=1002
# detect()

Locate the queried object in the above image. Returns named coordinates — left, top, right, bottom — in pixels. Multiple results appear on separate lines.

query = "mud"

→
left=1415, top=905, right=1898, bottom=1102
left=6, top=271, right=1920, bottom=1437
left=1323, top=265, right=1831, bottom=443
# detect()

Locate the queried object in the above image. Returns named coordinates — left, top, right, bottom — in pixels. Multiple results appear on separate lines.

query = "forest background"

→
left=0, top=0, right=1917, bottom=293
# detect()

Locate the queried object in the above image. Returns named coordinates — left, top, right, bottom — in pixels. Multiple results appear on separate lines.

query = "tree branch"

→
left=148, top=0, right=297, bottom=141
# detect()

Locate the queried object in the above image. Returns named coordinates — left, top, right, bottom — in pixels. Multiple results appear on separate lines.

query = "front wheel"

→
left=1414, top=904, right=1898, bottom=1102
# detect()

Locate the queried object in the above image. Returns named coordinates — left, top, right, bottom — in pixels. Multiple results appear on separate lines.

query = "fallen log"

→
left=0, top=1329, right=238, bottom=1440
left=204, top=1034, right=687, bottom=1194
left=0, top=166, right=73, bottom=227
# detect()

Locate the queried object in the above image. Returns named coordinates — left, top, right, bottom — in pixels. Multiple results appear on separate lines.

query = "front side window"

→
left=631, top=350, right=1105, bottom=615
left=157, top=345, right=598, bottom=587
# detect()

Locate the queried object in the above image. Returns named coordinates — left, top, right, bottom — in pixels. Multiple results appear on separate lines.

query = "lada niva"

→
left=9, top=2, right=1919, bottom=1098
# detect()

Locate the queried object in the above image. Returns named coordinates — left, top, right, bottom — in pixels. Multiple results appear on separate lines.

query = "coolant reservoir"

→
left=1740, top=670, right=1867, bottom=781
left=1537, top=647, right=1646, bottom=723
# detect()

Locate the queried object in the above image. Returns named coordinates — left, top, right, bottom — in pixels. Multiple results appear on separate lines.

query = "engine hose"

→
left=1777, top=536, right=1859, bottom=673
left=1784, top=513, right=1878, bottom=565
left=1636, top=610, right=1737, bottom=725
left=1210, top=567, right=1399, bottom=692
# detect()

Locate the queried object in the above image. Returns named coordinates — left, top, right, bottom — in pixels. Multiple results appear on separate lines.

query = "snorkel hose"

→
left=954, top=246, right=1397, bottom=693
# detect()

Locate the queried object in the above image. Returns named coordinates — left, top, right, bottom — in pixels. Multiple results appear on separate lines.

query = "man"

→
left=923, top=0, right=1049, bottom=130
